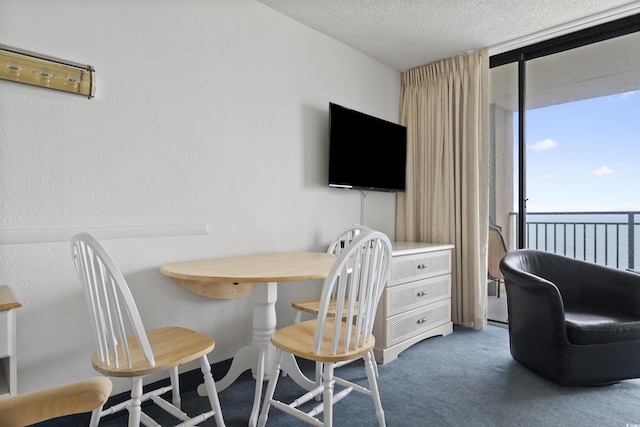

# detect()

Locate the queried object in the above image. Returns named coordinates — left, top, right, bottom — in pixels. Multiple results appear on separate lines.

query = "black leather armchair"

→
left=500, top=249, right=640, bottom=386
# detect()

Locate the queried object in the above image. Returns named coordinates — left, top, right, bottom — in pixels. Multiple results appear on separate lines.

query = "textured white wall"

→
left=0, top=0, right=401, bottom=395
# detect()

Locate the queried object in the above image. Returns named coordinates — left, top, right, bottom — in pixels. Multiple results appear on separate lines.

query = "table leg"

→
left=280, top=353, right=315, bottom=390
left=250, top=281, right=278, bottom=379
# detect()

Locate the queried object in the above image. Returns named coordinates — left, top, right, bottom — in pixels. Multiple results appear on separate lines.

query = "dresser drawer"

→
left=385, top=275, right=450, bottom=317
left=390, top=250, right=451, bottom=286
left=384, top=299, right=450, bottom=347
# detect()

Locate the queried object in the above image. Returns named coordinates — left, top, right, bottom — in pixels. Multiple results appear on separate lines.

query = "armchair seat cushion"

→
left=565, top=304, right=640, bottom=345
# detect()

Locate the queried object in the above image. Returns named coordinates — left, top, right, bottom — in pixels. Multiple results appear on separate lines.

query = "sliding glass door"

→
left=525, top=31, right=640, bottom=269
left=487, top=16, right=640, bottom=323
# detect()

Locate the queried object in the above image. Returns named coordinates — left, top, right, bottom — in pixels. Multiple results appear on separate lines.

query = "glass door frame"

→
left=489, top=13, right=640, bottom=249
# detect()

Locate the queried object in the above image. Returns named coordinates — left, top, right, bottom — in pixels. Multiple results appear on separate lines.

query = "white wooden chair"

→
left=258, top=230, right=392, bottom=427
left=292, top=224, right=372, bottom=323
left=71, top=233, right=225, bottom=427
left=290, top=225, right=377, bottom=385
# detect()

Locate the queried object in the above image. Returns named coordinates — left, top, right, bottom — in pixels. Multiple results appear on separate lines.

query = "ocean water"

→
left=521, top=212, right=640, bottom=270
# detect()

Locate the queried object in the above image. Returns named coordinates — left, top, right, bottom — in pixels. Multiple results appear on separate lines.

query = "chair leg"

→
left=323, top=362, right=335, bottom=427
left=89, top=406, right=103, bottom=427
left=258, top=349, right=284, bottom=427
left=488, top=278, right=501, bottom=298
left=320, top=351, right=378, bottom=400
left=282, top=312, right=301, bottom=378
left=128, top=378, right=143, bottom=427
left=364, top=352, right=385, bottom=427
left=200, top=355, right=225, bottom=427
left=170, top=366, right=181, bottom=409
left=315, top=361, right=323, bottom=387
left=333, top=351, right=378, bottom=377
left=369, top=350, right=379, bottom=377
left=249, top=349, right=265, bottom=427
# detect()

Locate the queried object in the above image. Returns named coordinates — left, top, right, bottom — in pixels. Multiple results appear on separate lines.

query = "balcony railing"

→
left=515, top=211, right=640, bottom=270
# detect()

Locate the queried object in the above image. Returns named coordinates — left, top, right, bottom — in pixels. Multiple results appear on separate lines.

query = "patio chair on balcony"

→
left=488, top=224, right=507, bottom=297
left=500, top=249, right=640, bottom=386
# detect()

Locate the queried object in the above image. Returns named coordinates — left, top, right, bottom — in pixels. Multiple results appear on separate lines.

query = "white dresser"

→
left=373, top=242, right=454, bottom=364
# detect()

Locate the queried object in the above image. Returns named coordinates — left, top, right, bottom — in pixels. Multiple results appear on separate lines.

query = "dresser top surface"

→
left=391, top=241, right=454, bottom=256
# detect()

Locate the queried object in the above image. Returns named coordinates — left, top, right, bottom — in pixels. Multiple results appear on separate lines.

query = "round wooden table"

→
left=161, top=251, right=337, bottom=426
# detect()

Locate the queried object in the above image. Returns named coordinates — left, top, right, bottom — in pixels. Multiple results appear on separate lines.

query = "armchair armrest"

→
left=500, top=250, right=569, bottom=345
left=0, top=376, right=112, bottom=427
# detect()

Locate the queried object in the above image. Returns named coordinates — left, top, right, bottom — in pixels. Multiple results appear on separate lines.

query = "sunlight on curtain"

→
left=396, top=49, right=489, bottom=329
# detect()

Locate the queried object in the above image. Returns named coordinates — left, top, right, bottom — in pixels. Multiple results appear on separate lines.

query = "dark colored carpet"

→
left=53, top=324, right=640, bottom=426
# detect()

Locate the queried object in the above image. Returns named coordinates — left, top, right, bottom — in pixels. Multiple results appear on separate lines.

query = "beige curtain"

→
left=396, top=49, right=489, bottom=329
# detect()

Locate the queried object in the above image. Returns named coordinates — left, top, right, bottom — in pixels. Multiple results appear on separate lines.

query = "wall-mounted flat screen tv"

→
left=328, top=102, right=407, bottom=192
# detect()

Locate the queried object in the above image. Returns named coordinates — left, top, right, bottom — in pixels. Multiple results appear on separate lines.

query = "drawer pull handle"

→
left=417, top=264, right=428, bottom=269
left=417, top=291, right=429, bottom=297
left=417, top=317, right=429, bottom=324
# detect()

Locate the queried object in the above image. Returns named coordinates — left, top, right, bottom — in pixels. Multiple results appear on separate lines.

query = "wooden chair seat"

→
left=291, top=298, right=359, bottom=318
left=271, top=319, right=374, bottom=363
left=91, top=327, right=214, bottom=377
left=289, top=296, right=371, bottom=387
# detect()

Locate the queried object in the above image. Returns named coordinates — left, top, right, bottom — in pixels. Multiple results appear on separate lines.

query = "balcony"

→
left=518, top=211, right=640, bottom=270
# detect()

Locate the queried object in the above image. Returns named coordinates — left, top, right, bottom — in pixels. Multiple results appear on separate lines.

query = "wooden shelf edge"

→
left=0, top=286, right=21, bottom=311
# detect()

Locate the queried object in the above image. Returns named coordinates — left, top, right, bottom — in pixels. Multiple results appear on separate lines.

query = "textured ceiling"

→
left=257, top=0, right=640, bottom=71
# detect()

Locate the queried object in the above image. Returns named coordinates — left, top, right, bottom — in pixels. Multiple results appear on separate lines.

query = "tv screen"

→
left=328, top=103, right=407, bottom=192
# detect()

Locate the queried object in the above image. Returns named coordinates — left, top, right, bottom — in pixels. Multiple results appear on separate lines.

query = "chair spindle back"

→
left=71, top=233, right=154, bottom=369
left=326, top=224, right=372, bottom=256
left=314, top=230, right=392, bottom=356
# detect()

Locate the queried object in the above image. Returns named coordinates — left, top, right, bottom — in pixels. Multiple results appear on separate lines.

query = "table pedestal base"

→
left=196, top=282, right=315, bottom=427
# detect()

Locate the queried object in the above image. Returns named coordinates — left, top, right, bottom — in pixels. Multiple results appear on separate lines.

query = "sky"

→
left=520, top=90, right=640, bottom=213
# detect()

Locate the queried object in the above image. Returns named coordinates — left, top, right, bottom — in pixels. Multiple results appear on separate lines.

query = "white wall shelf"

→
left=0, top=286, right=21, bottom=397
left=0, top=225, right=208, bottom=245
